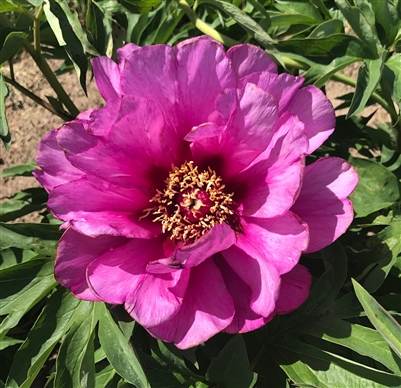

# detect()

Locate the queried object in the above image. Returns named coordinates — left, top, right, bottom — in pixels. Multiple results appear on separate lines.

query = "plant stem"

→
left=2, top=74, right=74, bottom=121
left=34, top=5, right=43, bottom=52
left=176, top=0, right=239, bottom=47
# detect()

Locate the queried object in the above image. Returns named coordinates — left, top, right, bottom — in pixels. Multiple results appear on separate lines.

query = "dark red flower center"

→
left=141, top=161, right=240, bottom=243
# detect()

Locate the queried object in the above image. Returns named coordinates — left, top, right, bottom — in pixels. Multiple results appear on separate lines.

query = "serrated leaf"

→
left=349, top=158, right=400, bottom=217
left=0, top=259, right=57, bottom=340
left=206, top=336, right=255, bottom=388
left=6, top=289, right=81, bottom=388
left=0, top=74, right=10, bottom=149
left=353, top=279, right=401, bottom=359
left=347, top=53, right=387, bottom=118
left=98, top=304, right=150, bottom=388
left=54, top=300, right=98, bottom=388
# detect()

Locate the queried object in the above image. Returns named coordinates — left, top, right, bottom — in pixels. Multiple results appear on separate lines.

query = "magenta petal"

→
left=275, top=265, right=312, bottom=314
left=147, top=259, right=235, bottom=349
left=91, top=57, right=121, bottom=100
left=236, top=213, right=309, bottom=276
left=215, top=256, right=272, bottom=334
left=86, top=236, right=164, bottom=304
left=238, top=113, right=308, bottom=218
left=33, top=129, right=84, bottom=192
left=227, top=44, right=277, bottom=80
left=125, top=269, right=190, bottom=328
left=55, top=228, right=129, bottom=301
left=291, top=157, right=358, bottom=253
left=117, top=43, right=140, bottom=70
left=287, top=85, right=335, bottom=154
left=147, top=223, right=236, bottom=272
left=222, top=245, right=280, bottom=317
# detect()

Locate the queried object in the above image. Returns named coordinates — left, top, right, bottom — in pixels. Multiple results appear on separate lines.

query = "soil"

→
left=0, top=52, right=390, bottom=222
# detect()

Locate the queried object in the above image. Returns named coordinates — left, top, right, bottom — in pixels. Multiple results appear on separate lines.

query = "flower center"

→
left=141, top=161, right=240, bottom=243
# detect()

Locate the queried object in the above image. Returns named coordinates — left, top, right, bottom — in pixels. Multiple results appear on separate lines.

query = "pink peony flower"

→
left=34, top=36, right=358, bottom=349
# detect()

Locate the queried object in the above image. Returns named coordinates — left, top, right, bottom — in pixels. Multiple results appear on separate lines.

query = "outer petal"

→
left=147, top=223, right=236, bottom=273
left=214, top=255, right=273, bottom=334
left=147, top=259, right=235, bottom=349
left=91, top=57, right=121, bottom=100
left=55, top=228, right=129, bottom=301
left=221, top=245, right=280, bottom=318
left=275, top=265, right=312, bottom=314
left=47, top=177, right=159, bottom=238
left=33, top=129, right=84, bottom=192
left=235, top=213, right=309, bottom=276
left=237, top=113, right=308, bottom=218
left=287, top=85, right=335, bottom=154
left=117, top=43, right=140, bottom=70
left=125, top=269, right=190, bottom=328
left=227, top=44, right=277, bottom=80
left=291, top=157, right=358, bottom=253
left=86, top=236, right=165, bottom=304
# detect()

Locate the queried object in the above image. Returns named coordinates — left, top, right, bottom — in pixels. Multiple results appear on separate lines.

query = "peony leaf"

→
left=6, top=289, right=81, bottom=388
left=0, top=30, right=29, bottom=67
left=0, top=259, right=57, bottom=341
left=349, top=158, right=400, bottom=217
left=0, top=337, right=23, bottom=351
left=369, top=0, right=400, bottom=47
left=206, top=335, right=256, bottom=388
left=272, top=339, right=401, bottom=387
left=347, top=54, right=387, bottom=118
left=0, top=74, right=10, bottom=150
left=300, top=316, right=401, bottom=375
left=0, top=162, right=37, bottom=177
left=95, top=364, right=116, bottom=387
left=309, top=19, right=344, bottom=38
left=98, top=303, right=150, bottom=388
left=55, top=301, right=98, bottom=388
left=274, top=0, right=324, bottom=24
left=352, top=279, right=401, bottom=359
left=0, top=248, right=38, bottom=271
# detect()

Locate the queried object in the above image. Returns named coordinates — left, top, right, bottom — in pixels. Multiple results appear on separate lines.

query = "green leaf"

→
left=95, top=364, right=116, bottom=388
left=382, top=53, right=401, bottom=117
left=98, top=304, right=150, bottom=388
left=0, top=259, right=57, bottom=341
left=122, top=0, right=163, bottom=13
left=0, top=247, right=38, bottom=270
left=309, top=19, right=344, bottom=38
left=347, top=53, right=387, bottom=118
left=0, top=30, right=29, bottom=67
left=55, top=301, right=98, bottom=388
left=6, top=289, right=81, bottom=388
left=0, top=74, right=10, bottom=149
left=86, top=0, right=108, bottom=55
left=370, top=0, right=400, bottom=47
left=349, top=158, right=400, bottom=217
left=0, top=337, right=23, bottom=351
left=206, top=336, right=255, bottom=388
left=300, top=316, right=401, bottom=375
left=272, top=339, right=401, bottom=387
left=353, top=279, right=401, bottom=359
left=0, top=162, right=37, bottom=177
left=334, top=0, right=381, bottom=57
left=274, top=0, right=324, bottom=24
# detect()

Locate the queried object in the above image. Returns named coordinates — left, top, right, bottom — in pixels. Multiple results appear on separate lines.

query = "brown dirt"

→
left=0, top=53, right=390, bottom=223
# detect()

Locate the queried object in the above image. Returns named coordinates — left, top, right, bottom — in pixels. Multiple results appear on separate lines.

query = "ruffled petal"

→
left=33, top=129, right=84, bottom=192
left=86, top=236, right=165, bottom=304
left=125, top=269, right=190, bottom=328
left=235, top=213, right=309, bottom=276
left=291, top=157, right=358, bottom=253
left=237, top=113, right=308, bottom=218
left=275, top=265, right=312, bottom=314
left=147, top=223, right=236, bottom=273
left=227, top=44, right=277, bottom=81
left=287, top=85, right=335, bottom=154
left=147, top=259, right=235, bottom=349
left=222, top=245, right=280, bottom=317
left=91, top=57, right=121, bottom=100
left=55, top=228, right=129, bottom=301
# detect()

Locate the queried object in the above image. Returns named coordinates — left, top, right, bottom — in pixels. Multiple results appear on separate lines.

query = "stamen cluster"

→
left=142, top=161, right=237, bottom=243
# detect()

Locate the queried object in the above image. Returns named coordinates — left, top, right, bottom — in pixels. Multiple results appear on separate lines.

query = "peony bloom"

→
left=34, top=36, right=358, bottom=349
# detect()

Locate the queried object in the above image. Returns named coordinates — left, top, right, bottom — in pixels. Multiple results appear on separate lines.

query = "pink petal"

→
left=214, top=255, right=273, bottom=334
left=117, top=43, right=140, bottom=70
left=275, top=265, right=312, bottom=314
left=91, top=57, right=121, bottom=100
left=235, top=213, right=309, bottom=276
left=227, top=44, right=277, bottom=81
left=47, top=177, right=159, bottom=238
left=221, top=245, right=280, bottom=317
left=291, top=157, right=358, bottom=253
left=55, top=228, right=129, bottom=301
left=33, top=129, right=84, bottom=192
left=86, top=236, right=165, bottom=304
left=147, top=223, right=236, bottom=273
left=287, top=85, right=335, bottom=154
left=125, top=269, right=190, bottom=328
left=147, top=259, right=235, bottom=349
left=237, top=113, right=308, bottom=218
